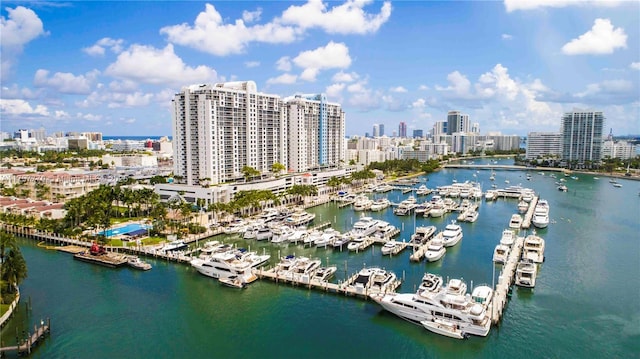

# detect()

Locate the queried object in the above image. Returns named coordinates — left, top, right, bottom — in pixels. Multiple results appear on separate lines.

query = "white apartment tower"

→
left=285, top=94, right=345, bottom=172
left=526, top=132, right=562, bottom=160
left=172, top=82, right=287, bottom=185
left=561, top=110, right=604, bottom=166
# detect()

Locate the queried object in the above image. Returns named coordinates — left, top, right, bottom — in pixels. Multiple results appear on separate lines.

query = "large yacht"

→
left=369, top=198, right=390, bottom=212
left=285, top=256, right=322, bottom=283
left=373, top=221, right=397, bottom=240
left=349, top=216, right=379, bottom=238
left=428, top=196, right=446, bottom=218
left=509, top=214, right=523, bottom=230
left=442, top=221, right=463, bottom=247
left=522, top=232, right=545, bottom=263
left=315, top=228, right=339, bottom=248
left=425, top=238, right=446, bottom=262
left=532, top=199, right=550, bottom=229
left=190, top=249, right=270, bottom=282
left=416, top=185, right=432, bottom=196
left=349, top=267, right=397, bottom=294
left=492, top=244, right=510, bottom=264
left=285, top=210, right=316, bottom=227
left=410, top=226, right=436, bottom=244
left=370, top=274, right=492, bottom=337
left=499, top=229, right=515, bottom=247
left=353, top=195, right=373, bottom=211
left=393, top=197, right=417, bottom=216
left=515, top=259, right=537, bottom=288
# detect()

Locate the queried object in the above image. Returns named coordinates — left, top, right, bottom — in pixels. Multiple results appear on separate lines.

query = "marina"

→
left=2, top=162, right=639, bottom=358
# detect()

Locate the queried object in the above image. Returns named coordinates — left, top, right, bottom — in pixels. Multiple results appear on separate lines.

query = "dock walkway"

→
left=491, top=235, right=525, bottom=324
left=520, top=196, right=539, bottom=229
left=0, top=320, right=50, bottom=356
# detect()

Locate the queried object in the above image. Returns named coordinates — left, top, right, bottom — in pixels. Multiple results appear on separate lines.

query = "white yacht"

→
left=413, top=202, right=432, bottom=216
left=499, top=229, right=515, bottom=246
left=410, top=226, right=436, bottom=244
left=370, top=274, right=492, bottom=337
left=285, top=210, right=316, bottom=227
left=287, top=230, right=309, bottom=245
left=369, top=198, right=390, bottom=211
left=393, top=197, right=417, bottom=216
left=373, top=221, right=397, bottom=240
left=429, top=196, right=446, bottom=218
left=375, top=184, right=394, bottom=193
left=353, top=195, right=373, bottom=211
left=381, top=241, right=401, bottom=256
left=259, top=208, right=280, bottom=223
left=484, top=190, right=497, bottom=201
left=243, top=226, right=258, bottom=240
left=518, top=200, right=529, bottom=214
left=425, top=239, right=446, bottom=262
left=331, top=233, right=352, bottom=249
left=224, top=220, right=249, bottom=234
left=127, top=256, right=152, bottom=271
left=523, top=232, right=545, bottom=263
left=349, top=217, right=379, bottom=238
left=442, top=221, right=463, bottom=247
left=161, top=239, right=187, bottom=252
left=255, top=227, right=273, bottom=241
left=347, top=236, right=367, bottom=251
left=515, top=259, right=537, bottom=288
left=492, top=244, right=510, bottom=264
left=416, top=185, right=432, bottom=196
left=190, top=249, right=270, bottom=282
left=315, top=228, right=339, bottom=248
left=532, top=199, right=550, bottom=229
left=349, top=267, right=397, bottom=294
left=286, top=256, right=322, bottom=282
left=313, top=266, right=337, bottom=281
left=271, top=225, right=294, bottom=244
left=509, top=214, right=523, bottom=230
left=421, top=318, right=468, bottom=339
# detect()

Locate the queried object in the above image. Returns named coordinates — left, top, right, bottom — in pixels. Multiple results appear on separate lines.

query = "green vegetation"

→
left=0, top=230, right=27, bottom=307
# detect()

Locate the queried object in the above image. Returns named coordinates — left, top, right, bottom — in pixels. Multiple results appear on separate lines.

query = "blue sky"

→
left=1, top=1, right=639, bottom=137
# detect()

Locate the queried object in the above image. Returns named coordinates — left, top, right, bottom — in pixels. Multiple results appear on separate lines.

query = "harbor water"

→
left=3, top=161, right=639, bottom=358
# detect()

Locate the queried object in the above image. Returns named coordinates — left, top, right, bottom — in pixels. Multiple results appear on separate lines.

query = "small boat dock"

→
left=520, top=196, right=539, bottom=229
left=0, top=319, right=51, bottom=356
left=73, top=251, right=128, bottom=267
left=409, top=233, right=441, bottom=262
left=491, top=235, right=525, bottom=324
left=254, top=268, right=402, bottom=299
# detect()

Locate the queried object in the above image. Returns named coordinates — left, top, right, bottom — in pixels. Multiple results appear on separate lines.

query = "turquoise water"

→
left=3, top=162, right=639, bottom=358
left=100, top=223, right=149, bottom=237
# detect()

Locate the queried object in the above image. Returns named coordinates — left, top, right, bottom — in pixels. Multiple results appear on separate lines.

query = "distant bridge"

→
left=442, top=164, right=563, bottom=171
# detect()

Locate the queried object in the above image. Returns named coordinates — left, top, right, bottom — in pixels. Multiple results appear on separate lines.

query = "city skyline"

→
left=1, top=1, right=639, bottom=136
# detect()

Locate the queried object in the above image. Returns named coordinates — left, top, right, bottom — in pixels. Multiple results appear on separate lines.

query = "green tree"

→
left=271, top=163, right=286, bottom=177
left=241, top=166, right=261, bottom=182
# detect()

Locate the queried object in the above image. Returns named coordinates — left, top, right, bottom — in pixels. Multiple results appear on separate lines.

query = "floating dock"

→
left=520, top=196, right=539, bottom=229
left=491, top=235, right=525, bottom=324
left=254, top=267, right=402, bottom=299
left=73, top=251, right=128, bottom=268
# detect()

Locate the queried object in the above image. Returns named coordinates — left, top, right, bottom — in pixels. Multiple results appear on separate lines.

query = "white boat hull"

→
left=421, top=319, right=467, bottom=339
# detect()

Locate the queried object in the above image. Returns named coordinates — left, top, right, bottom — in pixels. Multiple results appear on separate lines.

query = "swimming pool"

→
left=100, top=223, right=150, bottom=237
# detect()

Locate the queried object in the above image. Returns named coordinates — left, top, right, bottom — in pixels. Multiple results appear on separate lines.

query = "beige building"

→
left=9, top=171, right=100, bottom=202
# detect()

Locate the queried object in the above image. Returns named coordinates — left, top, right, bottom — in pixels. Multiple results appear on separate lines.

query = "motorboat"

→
left=428, top=196, right=446, bottom=218
left=374, top=184, right=393, bottom=193
left=190, top=249, right=270, bottom=282
left=243, top=226, right=258, bottom=240
left=421, top=318, right=468, bottom=339
left=331, top=233, right=352, bottom=249
left=441, top=221, right=463, bottom=247
left=304, top=230, right=321, bottom=246
left=463, top=210, right=479, bottom=223
left=271, top=226, right=294, bottom=244
left=161, top=239, right=187, bottom=252
left=413, top=202, right=432, bottom=216
left=416, top=185, right=432, bottom=196
left=523, top=232, right=545, bottom=263
left=287, top=256, right=322, bottom=282
left=515, top=259, right=537, bottom=288
left=484, top=190, right=497, bottom=201
left=127, top=256, right=152, bottom=271
left=613, top=183, right=623, bottom=188
left=532, top=200, right=550, bottom=229
left=522, top=192, right=534, bottom=202
left=315, top=228, right=339, bottom=248
left=313, top=266, right=337, bottom=281
left=518, top=201, right=529, bottom=214
left=218, top=275, right=247, bottom=289
left=285, top=210, right=316, bottom=227
left=347, top=237, right=367, bottom=251
left=410, top=226, right=436, bottom=244
left=381, top=241, right=401, bottom=255
left=353, top=195, right=373, bottom=211
left=373, top=221, right=397, bottom=240
left=223, top=220, right=249, bottom=234
left=557, top=185, right=568, bottom=192
left=349, top=267, right=397, bottom=294
left=369, top=198, right=390, bottom=211
left=369, top=275, right=491, bottom=337
left=349, top=217, right=379, bottom=238
left=509, top=214, right=522, bottom=230
left=492, top=244, right=510, bottom=264
left=500, top=229, right=515, bottom=246
left=287, top=230, right=309, bottom=245
left=259, top=208, right=280, bottom=223
left=255, top=227, right=273, bottom=241
left=393, top=198, right=417, bottom=216
left=425, top=239, right=446, bottom=262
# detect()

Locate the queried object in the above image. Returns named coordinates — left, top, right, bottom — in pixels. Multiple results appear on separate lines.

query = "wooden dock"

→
left=491, top=235, right=525, bottom=324
left=0, top=319, right=50, bottom=356
left=254, top=268, right=402, bottom=299
left=337, top=200, right=355, bottom=208
left=73, top=251, right=128, bottom=268
left=520, top=196, right=539, bottom=229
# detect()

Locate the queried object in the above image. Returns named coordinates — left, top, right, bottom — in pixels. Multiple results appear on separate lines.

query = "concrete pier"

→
left=520, top=196, right=539, bottom=229
left=491, top=235, right=525, bottom=324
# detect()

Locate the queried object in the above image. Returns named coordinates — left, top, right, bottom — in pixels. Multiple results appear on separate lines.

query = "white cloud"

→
left=1, top=6, right=47, bottom=79
left=326, top=83, right=345, bottom=99
left=276, top=56, right=292, bottom=71
left=332, top=71, right=358, bottom=83
left=630, top=62, right=640, bottom=70
left=266, top=73, right=297, bottom=85
left=107, top=92, right=154, bottom=108
left=502, top=33, right=513, bottom=40
left=83, top=37, right=125, bottom=56
left=562, top=18, right=627, bottom=55
left=0, top=99, right=49, bottom=116
left=504, top=0, right=621, bottom=12
left=293, top=41, right=351, bottom=81
left=344, top=79, right=382, bottom=111
left=244, top=61, right=260, bottom=68
left=418, top=85, right=429, bottom=91
left=33, top=69, right=100, bottom=94
left=77, top=112, right=103, bottom=122
left=108, top=80, right=138, bottom=93
left=242, top=8, right=262, bottom=23
left=160, top=4, right=299, bottom=56
left=436, top=71, right=472, bottom=98
left=1, top=84, right=43, bottom=100
left=390, top=86, right=407, bottom=93
left=105, top=44, right=218, bottom=86
left=412, top=98, right=426, bottom=109
left=281, top=0, right=392, bottom=35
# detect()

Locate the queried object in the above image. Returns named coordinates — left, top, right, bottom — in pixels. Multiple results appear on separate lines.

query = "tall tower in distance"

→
left=398, top=121, right=407, bottom=138
left=447, top=110, right=470, bottom=134
left=561, top=110, right=604, bottom=168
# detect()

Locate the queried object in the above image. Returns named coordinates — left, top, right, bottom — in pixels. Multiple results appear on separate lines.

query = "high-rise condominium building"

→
left=285, top=94, right=345, bottom=172
left=379, top=124, right=385, bottom=137
left=526, top=132, right=562, bottom=160
left=447, top=111, right=470, bottom=135
left=412, top=129, right=423, bottom=138
left=432, top=121, right=447, bottom=137
left=172, top=82, right=287, bottom=186
left=398, top=122, right=407, bottom=138
left=561, top=110, right=604, bottom=166
left=372, top=124, right=380, bottom=137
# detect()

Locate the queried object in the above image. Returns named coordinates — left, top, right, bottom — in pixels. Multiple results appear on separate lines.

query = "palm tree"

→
left=0, top=230, right=27, bottom=297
